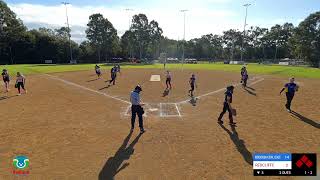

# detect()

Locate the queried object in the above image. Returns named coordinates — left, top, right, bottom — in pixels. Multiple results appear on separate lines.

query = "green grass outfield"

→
left=1, top=63, right=320, bottom=79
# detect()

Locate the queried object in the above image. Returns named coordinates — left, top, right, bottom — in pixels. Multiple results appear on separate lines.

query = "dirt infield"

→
left=0, top=69, right=319, bottom=179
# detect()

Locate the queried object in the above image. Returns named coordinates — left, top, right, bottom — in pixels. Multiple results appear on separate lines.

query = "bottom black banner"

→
left=254, top=169, right=316, bottom=176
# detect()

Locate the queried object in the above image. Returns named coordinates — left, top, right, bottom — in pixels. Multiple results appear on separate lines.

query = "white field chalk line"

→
left=44, top=74, right=131, bottom=104
left=159, top=103, right=163, bottom=117
left=161, top=115, right=181, bottom=117
left=159, top=103, right=181, bottom=118
left=45, top=74, right=263, bottom=118
left=175, top=103, right=182, bottom=117
left=178, top=77, right=265, bottom=104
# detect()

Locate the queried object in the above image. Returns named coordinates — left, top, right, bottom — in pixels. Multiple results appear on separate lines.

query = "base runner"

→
left=15, top=72, right=27, bottom=95
left=2, top=69, right=10, bottom=92
left=165, top=71, right=172, bottom=89
left=95, top=64, right=101, bottom=78
left=109, top=66, right=117, bottom=85
left=188, top=74, right=197, bottom=97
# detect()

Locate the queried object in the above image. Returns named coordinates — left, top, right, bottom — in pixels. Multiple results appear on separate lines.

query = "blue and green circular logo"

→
left=13, top=156, right=29, bottom=169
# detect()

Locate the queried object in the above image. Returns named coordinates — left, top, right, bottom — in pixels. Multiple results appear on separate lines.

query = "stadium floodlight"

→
left=125, top=8, right=134, bottom=58
left=61, top=2, right=73, bottom=62
left=240, top=3, right=251, bottom=62
left=180, top=9, right=188, bottom=70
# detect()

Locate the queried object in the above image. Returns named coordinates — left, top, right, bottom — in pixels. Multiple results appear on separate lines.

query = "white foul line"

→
left=178, top=77, right=265, bottom=104
left=44, top=74, right=131, bottom=104
left=44, top=73, right=264, bottom=118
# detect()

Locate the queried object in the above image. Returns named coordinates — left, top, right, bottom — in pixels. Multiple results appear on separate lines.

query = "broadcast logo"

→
left=12, top=155, right=30, bottom=175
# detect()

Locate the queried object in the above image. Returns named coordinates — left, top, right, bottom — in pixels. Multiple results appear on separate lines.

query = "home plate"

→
left=149, top=108, right=158, bottom=112
left=150, top=75, right=161, bottom=81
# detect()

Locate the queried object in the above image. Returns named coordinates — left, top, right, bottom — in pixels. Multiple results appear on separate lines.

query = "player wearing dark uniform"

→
left=2, top=69, right=10, bottom=92
left=280, top=78, right=299, bottom=112
left=218, top=86, right=236, bottom=125
left=165, top=71, right=172, bottom=89
left=241, top=70, right=248, bottom=87
left=240, top=66, right=248, bottom=86
left=241, top=66, right=247, bottom=77
left=15, top=72, right=27, bottom=95
left=95, top=65, right=101, bottom=78
left=188, top=74, right=196, bottom=97
left=109, top=66, right=117, bottom=85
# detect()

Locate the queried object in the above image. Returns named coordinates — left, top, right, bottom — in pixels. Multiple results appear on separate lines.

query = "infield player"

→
left=165, top=70, right=172, bottom=89
left=95, top=64, right=101, bottom=78
left=218, top=85, right=236, bottom=126
left=130, top=85, right=145, bottom=134
left=109, top=66, right=117, bottom=85
left=188, top=74, right=197, bottom=97
left=116, top=64, right=121, bottom=74
left=2, top=69, right=10, bottom=92
left=241, top=69, right=249, bottom=87
left=241, top=66, right=247, bottom=77
left=15, top=72, right=27, bottom=95
left=280, top=77, right=299, bottom=112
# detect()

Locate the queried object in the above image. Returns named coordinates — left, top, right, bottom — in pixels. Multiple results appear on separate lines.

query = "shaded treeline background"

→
left=0, top=1, right=319, bottom=67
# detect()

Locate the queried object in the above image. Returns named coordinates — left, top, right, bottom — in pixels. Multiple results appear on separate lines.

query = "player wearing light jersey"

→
left=165, top=71, right=172, bottom=89
left=15, top=72, right=27, bottom=95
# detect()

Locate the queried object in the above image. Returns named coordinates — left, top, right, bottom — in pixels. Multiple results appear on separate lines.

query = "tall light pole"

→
left=274, top=27, right=281, bottom=61
left=62, top=2, right=73, bottom=62
left=180, top=9, right=188, bottom=69
left=240, top=3, right=251, bottom=62
left=125, top=8, right=133, bottom=58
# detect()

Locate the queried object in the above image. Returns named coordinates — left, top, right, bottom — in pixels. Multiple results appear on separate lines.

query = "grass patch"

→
left=1, top=63, right=319, bottom=79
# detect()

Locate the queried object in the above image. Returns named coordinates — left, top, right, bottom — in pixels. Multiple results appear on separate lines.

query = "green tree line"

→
left=0, top=0, right=319, bottom=67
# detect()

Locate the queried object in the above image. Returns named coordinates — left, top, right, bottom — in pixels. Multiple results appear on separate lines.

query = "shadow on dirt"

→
left=189, top=96, right=198, bottom=106
left=291, top=111, right=320, bottom=129
left=99, top=85, right=112, bottom=90
left=218, top=123, right=253, bottom=165
left=87, top=78, right=99, bottom=82
left=0, top=95, right=18, bottom=101
left=162, top=88, right=170, bottom=97
left=245, top=86, right=255, bottom=91
left=244, top=87, right=257, bottom=96
left=98, top=131, right=143, bottom=180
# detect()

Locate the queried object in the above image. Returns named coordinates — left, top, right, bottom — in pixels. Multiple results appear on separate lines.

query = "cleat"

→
left=140, top=129, right=146, bottom=134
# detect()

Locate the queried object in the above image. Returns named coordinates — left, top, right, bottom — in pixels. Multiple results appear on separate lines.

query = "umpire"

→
left=130, top=85, right=145, bottom=133
left=218, top=85, right=236, bottom=125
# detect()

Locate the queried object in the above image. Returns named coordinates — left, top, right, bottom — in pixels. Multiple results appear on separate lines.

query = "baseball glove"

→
left=140, top=107, right=145, bottom=115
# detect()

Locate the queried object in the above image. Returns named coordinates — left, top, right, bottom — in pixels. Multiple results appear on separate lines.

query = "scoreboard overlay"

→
left=253, top=153, right=317, bottom=176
